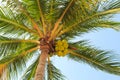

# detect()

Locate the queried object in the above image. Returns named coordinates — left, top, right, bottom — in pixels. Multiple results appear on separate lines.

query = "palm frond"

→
left=68, top=41, right=120, bottom=75
left=0, top=46, right=39, bottom=63
left=50, top=0, right=75, bottom=40
left=21, top=57, right=39, bottom=80
left=93, top=21, right=120, bottom=30
left=21, top=0, right=41, bottom=21
left=0, top=36, right=21, bottom=57
left=58, top=0, right=120, bottom=38
left=0, top=6, right=38, bottom=36
left=47, top=62, right=65, bottom=80
left=2, top=0, right=43, bottom=37
left=0, top=45, right=39, bottom=80
left=21, top=0, right=55, bottom=35
left=102, top=0, right=120, bottom=10
left=0, top=35, right=39, bottom=57
left=17, top=1, right=44, bottom=37
left=36, top=0, right=47, bottom=34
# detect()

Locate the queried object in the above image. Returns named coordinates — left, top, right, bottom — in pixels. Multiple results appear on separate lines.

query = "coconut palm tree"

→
left=0, top=0, right=120, bottom=80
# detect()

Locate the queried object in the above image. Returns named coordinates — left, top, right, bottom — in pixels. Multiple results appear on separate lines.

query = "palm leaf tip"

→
left=68, top=41, right=120, bottom=75
left=47, top=62, right=66, bottom=80
left=69, top=49, right=120, bottom=75
left=21, top=59, right=38, bottom=80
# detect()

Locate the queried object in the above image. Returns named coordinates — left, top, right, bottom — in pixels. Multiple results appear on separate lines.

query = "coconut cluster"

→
left=55, top=40, right=69, bottom=57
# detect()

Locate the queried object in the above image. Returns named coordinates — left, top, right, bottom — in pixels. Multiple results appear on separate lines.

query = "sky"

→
left=52, top=15, right=120, bottom=80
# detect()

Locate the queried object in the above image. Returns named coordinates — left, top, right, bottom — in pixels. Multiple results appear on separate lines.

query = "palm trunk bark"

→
left=35, top=49, right=49, bottom=80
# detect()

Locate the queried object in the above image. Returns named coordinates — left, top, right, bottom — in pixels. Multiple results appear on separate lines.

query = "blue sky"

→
left=52, top=14, right=120, bottom=80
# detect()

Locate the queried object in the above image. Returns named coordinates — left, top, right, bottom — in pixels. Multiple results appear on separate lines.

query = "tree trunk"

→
left=35, top=49, right=49, bottom=80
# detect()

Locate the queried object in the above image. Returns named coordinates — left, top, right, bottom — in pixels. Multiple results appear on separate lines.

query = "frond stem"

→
left=0, top=40, right=40, bottom=44
left=58, top=8, right=120, bottom=36
left=49, top=25, right=63, bottom=41
left=37, top=0, right=47, bottom=35
left=50, top=0, right=74, bottom=40
left=0, top=18, right=38, bottom=36
left=69, top=50, right=118, bottom=73
left=21, top=46, right=40, bottom=56
left=19, top=4, right=44, bottom=37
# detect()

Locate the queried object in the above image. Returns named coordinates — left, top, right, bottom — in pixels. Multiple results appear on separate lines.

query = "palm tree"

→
left=0, top=0, right=120, bottom=80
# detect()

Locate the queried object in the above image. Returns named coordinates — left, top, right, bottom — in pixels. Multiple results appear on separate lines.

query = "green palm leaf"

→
left=21, top=58, right=38, bottom=80
left=58, top=0, right=120, bottom=37
left=0, top=6, right=38, bottom=36
left=68, top=41, right=120, bottom=75
left=47, top=62, right=65, bottom=80
left=0, top=35, right=39, bottom=57
left=0, top=44, right=39, bottom=80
